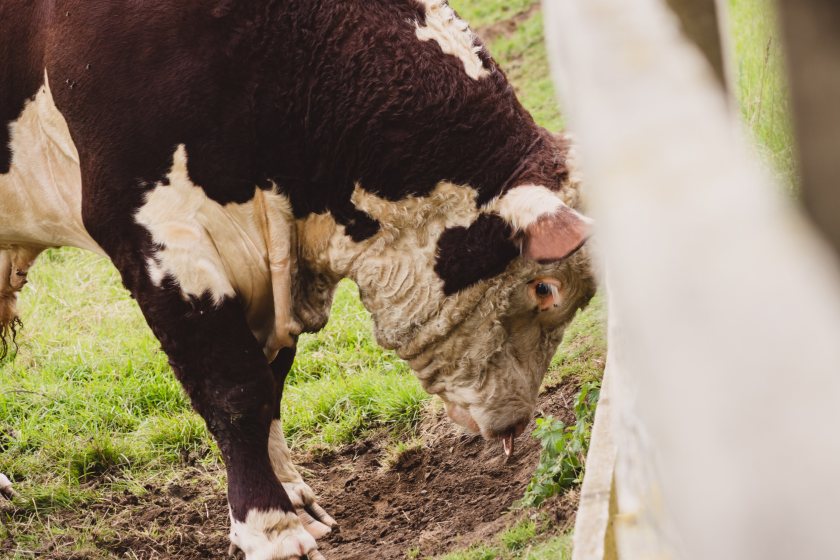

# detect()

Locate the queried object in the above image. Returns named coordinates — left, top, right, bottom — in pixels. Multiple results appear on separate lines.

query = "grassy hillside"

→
left=0, top=0, right=792, bottom=558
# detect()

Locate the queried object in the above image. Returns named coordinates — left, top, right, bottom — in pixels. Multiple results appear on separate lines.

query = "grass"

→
left=484, top=8, right=564, bottom=131
left=453, top=0, right=537, bottom=29
left=0, top=0, right=791, bottom=558
left=433, top=519, right=572, bottom=560
left=728, top=0, right=796, bottom=186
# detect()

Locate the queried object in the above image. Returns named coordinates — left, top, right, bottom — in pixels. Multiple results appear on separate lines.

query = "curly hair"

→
left=0, top=296, right=21, bottom=360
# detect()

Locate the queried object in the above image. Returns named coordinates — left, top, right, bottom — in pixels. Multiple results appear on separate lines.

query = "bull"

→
left=0, top=1, right=595, bottom=558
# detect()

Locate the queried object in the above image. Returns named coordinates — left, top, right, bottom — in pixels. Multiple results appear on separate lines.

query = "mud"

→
left=3, top=381, right=579, bottom=559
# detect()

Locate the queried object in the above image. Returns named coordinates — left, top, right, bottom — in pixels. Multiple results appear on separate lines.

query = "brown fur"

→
left=1, top=1, right=591, bottom=556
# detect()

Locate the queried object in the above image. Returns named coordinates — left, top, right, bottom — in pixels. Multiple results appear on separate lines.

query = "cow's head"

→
left=294, top=136, right=595, bottom=454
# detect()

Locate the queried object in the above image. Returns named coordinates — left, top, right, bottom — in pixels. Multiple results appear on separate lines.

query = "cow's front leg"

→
left=159, top=301, right=320, bottom=559
left=268, top=350, right=337, bottom=540
left=94, top=253, right=320, bottom=559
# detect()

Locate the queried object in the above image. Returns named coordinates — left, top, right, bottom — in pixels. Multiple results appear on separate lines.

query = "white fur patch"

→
left=135, top=147, right=298, bottom=357
left=489, top=184, right=568, bottom=231
left=0, top=70, right=103, bottom=254
left=136, top=145, right=237, bottom=305
left=229, top=508, right=317, bottom=560
left=414, top=0, right=489, bottom=80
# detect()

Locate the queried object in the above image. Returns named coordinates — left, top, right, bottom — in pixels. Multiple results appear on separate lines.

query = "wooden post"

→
left=571, top=368, right=617, bottom=560
left=543, top=0, right=840, bottom=559
left=776, top=0, right=840, bottom=257
left=663, top=0, right=732, bottom=92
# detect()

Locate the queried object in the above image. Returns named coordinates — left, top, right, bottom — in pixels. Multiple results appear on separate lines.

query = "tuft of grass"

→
left=500, top=520, right=538, bottom=552
left=380, top=437, right=425, bottom=472
left=137, top=411, right=212, bottom=456
left=68, top=436, right=134, bottom=483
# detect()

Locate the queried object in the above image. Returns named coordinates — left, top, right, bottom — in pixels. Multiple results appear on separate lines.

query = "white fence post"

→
left=543, top=0, right=840, bottom=558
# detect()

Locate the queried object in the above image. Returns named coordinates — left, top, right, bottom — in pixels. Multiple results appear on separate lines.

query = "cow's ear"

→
left=495, top=185, right=593, bottom=262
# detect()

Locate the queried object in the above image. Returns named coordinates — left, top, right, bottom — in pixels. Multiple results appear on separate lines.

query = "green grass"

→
left=484, top=9, right=564, bottom=131
left=453, top=0, right=537, bottom=29
left=728, top=0, right=796, bottom=185
left=434, top=520, right=572, bottom=560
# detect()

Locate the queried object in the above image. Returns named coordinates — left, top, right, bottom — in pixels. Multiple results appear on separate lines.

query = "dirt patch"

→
left=4, top=381, right=579, bottom=559
left=474, top=3, right=542, bottom=45
left=312, top=381, right=578, bottom=558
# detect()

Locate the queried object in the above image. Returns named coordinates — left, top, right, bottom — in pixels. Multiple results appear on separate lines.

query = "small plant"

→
left=520, top=381, right=600, bottom=507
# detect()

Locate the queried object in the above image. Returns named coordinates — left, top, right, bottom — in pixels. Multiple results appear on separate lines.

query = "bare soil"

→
left=474, top=3, right=542, bottom=45
left=3, top=381, right=579, bottom=559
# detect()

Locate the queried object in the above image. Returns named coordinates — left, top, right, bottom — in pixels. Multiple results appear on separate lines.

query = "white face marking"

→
left=414, top=0, right=489, bottom=80
left=228, top=508, right=317, bottom=560
left=298, top=180, right=592, bottom=441
left=0, top=70, right=102, bottom=254
left=135, top=146, right=297, bottom=356
left=337, top=182, right=480, bottom=351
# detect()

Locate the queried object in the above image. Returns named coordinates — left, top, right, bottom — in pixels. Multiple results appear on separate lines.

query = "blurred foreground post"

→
left=776, top=0, right=840, bottom=257
left=543, top=0, right=840, bottom=558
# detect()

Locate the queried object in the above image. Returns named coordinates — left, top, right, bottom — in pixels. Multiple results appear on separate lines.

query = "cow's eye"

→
left=535, top=282, right=551, bottom=297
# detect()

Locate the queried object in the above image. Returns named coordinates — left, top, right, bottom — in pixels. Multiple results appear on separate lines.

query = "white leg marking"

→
left=414, top=0, right=489, bottom=80
left=268, top=420, right=336, bottom=538
left=229, top=508, right=317, bottom=560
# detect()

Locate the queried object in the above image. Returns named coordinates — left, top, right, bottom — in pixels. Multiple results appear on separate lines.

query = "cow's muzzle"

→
left=445, top=402, right=530, bottom=457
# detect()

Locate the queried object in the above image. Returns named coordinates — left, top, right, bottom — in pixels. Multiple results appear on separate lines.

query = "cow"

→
left=0, top=1, right=595, bottom=558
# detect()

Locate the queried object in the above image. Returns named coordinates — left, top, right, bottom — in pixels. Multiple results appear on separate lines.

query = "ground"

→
left=0, top=0, right=791, bottom=558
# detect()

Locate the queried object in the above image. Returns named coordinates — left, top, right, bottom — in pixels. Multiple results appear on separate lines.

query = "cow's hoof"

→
left=229, top=509, right=321, bottom=560
left=282, top=481, right=337, bottom=539
left=0, top=473, right=14, bottom=500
